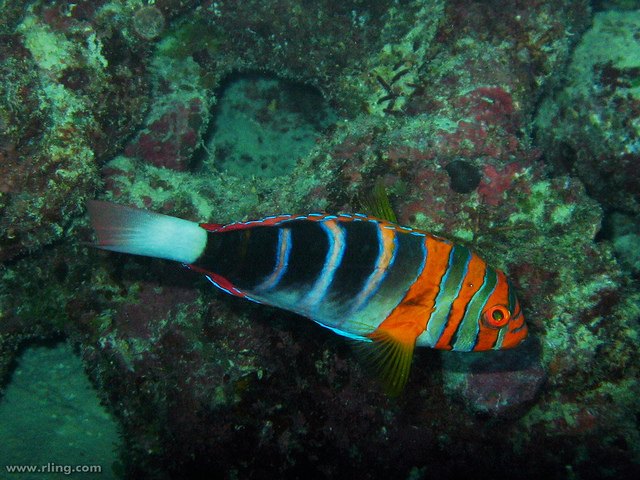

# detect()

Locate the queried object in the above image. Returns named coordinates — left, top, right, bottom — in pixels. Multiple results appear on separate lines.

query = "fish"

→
left=87, top=200, right=527, bottom=394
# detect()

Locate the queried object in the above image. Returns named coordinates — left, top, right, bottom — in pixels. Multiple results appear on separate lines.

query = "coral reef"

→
left=1, top=1, right=639, bottom=479
left=0, top=0, right=150, bottom=261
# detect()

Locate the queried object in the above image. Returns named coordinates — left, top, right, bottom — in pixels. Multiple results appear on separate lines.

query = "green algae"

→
left=353, top=0, right=445, bottom=116
left=570, top=10, right=640, bottom=100
left=156, top=17, right=226, bottom=64
left=19, top=15, right=77, bottom=73
left=11, top=284, right=69, bottom=333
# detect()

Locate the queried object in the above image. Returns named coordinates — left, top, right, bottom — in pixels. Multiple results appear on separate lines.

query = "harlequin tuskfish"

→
left=88, top=200, right=527, bottom=394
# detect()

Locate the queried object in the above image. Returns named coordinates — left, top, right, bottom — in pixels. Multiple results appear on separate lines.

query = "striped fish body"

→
left=191, top=213, right=526, bottom=353
left=88, top=202, right=527, bottom=394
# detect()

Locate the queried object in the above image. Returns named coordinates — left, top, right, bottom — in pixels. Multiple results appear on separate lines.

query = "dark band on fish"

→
left=276, top=221, right=329, bottom=290
left=326, top=220, right=381, bottom=302
left=196, top=226, right=279, bottom=286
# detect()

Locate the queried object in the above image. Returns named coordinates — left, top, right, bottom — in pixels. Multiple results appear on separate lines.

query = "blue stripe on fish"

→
left=300, top=220, right=345, bottom=313
left=327, top=220, right=381, bottom=307
left=255, top=228, right=292, bottom=292
left=349, top=223, right=398, bottom=314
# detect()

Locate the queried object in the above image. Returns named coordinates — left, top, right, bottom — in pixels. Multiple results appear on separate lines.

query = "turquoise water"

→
left=0, top=343, right=121, bottom=479
left=207, top=73, right=337, bottom=178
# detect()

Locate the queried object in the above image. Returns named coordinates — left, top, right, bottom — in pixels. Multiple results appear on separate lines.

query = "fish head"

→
left=475, top=272, right=528, bottom=350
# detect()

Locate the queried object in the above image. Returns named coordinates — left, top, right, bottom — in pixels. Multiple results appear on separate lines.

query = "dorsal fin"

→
left=360, top=178, right=398, bottom=223
left=200, top=214, right=295, bottom=233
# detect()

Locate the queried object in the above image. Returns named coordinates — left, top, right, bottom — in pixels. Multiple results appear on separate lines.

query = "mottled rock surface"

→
left=1, top=1, right=639, bottom=479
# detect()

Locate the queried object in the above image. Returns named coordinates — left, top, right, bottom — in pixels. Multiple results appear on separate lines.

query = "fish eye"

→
left=482, top=305, right=511, bottom=328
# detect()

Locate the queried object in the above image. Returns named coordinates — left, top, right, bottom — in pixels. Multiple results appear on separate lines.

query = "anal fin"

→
left=188, top=265, right=254, bottom=301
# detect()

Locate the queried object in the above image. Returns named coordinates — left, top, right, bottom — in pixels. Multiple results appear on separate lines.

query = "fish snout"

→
left=501, top=310, right=528, bottom=349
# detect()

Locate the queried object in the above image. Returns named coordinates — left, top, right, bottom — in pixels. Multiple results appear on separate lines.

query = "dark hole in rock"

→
left=204, top=72, right=338, bottom=178
left=445, top=160, right=481, bottom=193
left=597, top=210, right=640, bottom=276
left=556, top=142, right=577, bottom=174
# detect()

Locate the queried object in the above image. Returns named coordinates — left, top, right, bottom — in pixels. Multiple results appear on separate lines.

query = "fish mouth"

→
left=511, top=306, right=526, bottom=331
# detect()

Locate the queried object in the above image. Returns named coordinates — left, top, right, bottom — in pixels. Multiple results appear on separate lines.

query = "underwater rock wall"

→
left=1, top=1, right=639, bottom=479
left=537, top=9, right=640, bottom=212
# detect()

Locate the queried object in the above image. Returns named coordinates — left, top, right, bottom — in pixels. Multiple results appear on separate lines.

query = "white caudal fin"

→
left=87, top=200, right=207, bottom=264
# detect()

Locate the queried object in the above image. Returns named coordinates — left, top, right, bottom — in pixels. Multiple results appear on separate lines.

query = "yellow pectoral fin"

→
left=355, top=303, right=429, bottom=396
left=361, top=326, right=417, bottom=396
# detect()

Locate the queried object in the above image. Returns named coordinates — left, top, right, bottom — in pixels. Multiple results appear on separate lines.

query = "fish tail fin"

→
left=87, top=200, right=207, bottom=264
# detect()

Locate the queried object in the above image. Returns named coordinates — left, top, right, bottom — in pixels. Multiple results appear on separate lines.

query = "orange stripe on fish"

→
left=435, top=252, right=487, bottom=350
left=364, top=235, right=453, bottom=394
